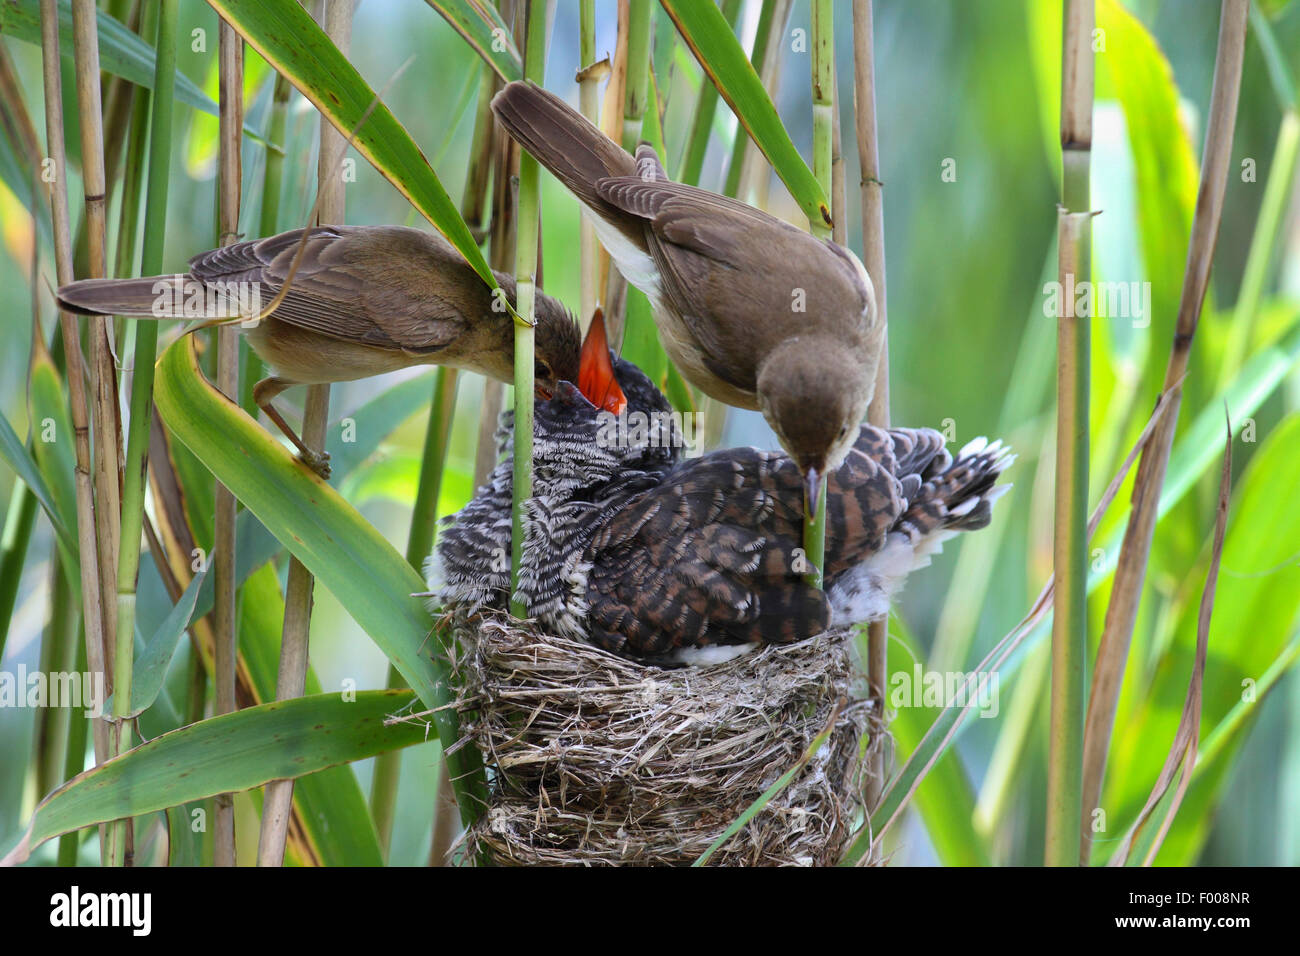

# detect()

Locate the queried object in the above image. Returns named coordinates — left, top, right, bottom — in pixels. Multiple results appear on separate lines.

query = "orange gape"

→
left=578, top=308, right=627, bottom=414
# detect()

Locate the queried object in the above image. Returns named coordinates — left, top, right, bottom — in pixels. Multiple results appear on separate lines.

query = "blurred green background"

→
left=2, top=0, right=1299, bottom=865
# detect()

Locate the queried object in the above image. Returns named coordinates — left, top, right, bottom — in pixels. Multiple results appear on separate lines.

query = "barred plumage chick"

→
left=583, top=431, right=1011, bottom=662
left=428, top=351, right=680, bottom=617
left=428, top=328, right=1012, bottom=664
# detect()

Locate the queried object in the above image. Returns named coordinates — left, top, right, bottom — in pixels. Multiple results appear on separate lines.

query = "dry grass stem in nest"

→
left=428, top=610, right=881, bottom=866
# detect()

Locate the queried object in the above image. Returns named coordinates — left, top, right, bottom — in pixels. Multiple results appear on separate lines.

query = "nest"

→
left=441, top=611, right=880, bottom=866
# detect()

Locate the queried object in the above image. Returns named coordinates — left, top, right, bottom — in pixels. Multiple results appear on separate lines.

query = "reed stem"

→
left=212, top=11, right=244, bottom=869
left=105, top=0, right=179, bottom=868
left=40, top=0, right=109, bottom=772
left=1046, top=0, right=1094, bottom=868
left=510, top=0, right=553, bottom=618
left=578, top=0, right=599, bottom=324
left=803, top=0, right=834, bottom=589
left=852, top=0, right=890, bottom=825
left=71, top=0, right=122, bottom=704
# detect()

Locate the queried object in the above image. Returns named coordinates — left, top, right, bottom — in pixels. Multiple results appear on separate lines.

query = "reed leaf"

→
left=0, top=690, right=425, bottom=866
left=659, top=0, right=829, bottom=230
left=422, top=0, right=522, bottom=83
left=152, top=337, right=488, bottom=824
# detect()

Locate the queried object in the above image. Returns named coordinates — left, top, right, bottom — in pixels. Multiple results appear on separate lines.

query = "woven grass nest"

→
left=442, top=610, right=880, bottom=866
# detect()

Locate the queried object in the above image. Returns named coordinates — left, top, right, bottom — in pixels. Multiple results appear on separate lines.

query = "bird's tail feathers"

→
left=896, top=437, right=1014, bottom=541
left=56, top=277, right=186, bottom=318
left=491, top=81, right=637, bottom=210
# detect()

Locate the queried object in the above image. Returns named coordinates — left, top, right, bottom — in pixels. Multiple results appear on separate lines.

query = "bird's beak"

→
left=554, top=380, right=596, bottom=409
left=578, top=307, right=627, bottom=414
left=804, top=467, right=823, bottom=514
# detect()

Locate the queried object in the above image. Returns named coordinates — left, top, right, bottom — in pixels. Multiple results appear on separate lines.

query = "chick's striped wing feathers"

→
left=583, top=426, right=954, bottom=657
left=584, top=448, right=830, bottom=657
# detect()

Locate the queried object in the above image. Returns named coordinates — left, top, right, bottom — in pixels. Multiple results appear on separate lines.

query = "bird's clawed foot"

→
left=299, top=448, right=332, bottom=480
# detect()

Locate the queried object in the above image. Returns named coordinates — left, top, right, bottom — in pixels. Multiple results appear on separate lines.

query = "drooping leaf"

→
left=1, top=690, right=425, bottom=865
left=658, top=0, right=830, bottom=230
left=0, top=412, right=72, bottom=552
left=152, top=337, right=487, bottom=822
left=1102, top=414, right=1300, bottom=864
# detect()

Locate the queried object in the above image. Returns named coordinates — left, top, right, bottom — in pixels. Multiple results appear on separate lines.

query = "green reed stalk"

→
left=1046, top=0, right=1093, bottom=868
left=621, top=0, right=652, bottom=153
left=212, top=13, right=245, bottom=869
left=510, top=0, right=553, bottom=618
left=578, top=0, right=598, bottom=323
left=803, top=0, right=834, bottom=589
left=103, top=0, right=177, bottom=867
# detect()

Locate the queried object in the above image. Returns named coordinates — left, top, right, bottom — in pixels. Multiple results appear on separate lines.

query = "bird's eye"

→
left=535, top=360, right=552, bottom=379
left=839, top=424, right=850, bottom=439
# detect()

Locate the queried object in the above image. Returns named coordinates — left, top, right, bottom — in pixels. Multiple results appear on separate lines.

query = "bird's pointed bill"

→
left=804, top=467, right=823, bottom=516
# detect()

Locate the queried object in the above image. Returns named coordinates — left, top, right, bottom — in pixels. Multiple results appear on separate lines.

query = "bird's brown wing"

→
left=188, top=226, right=474, bottom=354
left=584, top=447, right=829, bottom=658
left=592, top=177, right=870, bottom=390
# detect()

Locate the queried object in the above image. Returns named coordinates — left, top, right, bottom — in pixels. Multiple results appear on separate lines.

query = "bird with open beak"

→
left=56, top=224, right=580, bottom=478
left=429, top=312, right=1012, bottom=664
left=491, top=80, right=883, bottom=510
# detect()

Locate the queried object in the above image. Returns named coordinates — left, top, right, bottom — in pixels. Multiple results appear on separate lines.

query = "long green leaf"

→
left=658, top=0, right=830, bottom=230
left=1, top=690, right=424, bottom=865
left=152, top=337, right=487, bottom=823
left=423, top=0, right=522, bottom=83
left=154, top=371, right=439, bottom=865
left=207, top=0, right=497, bottom=290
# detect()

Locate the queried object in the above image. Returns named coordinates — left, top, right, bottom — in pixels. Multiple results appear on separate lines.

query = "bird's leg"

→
left=252, top=377, right=331, bottom=479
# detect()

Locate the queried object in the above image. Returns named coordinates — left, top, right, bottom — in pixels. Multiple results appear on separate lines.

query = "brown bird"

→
left=492, top=80, right=883, bottom=505
left=430, top=334, right=1011, bottom=664
left=56, top=224, right=580, bottom=477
